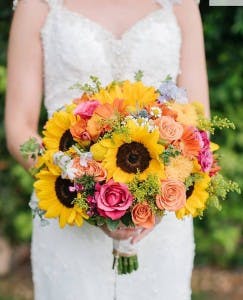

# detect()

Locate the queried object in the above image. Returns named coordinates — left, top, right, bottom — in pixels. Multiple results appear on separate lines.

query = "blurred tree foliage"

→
left=0, top=1, right=242, bottom=267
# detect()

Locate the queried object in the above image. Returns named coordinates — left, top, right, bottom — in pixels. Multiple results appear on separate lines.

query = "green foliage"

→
left=121, top=213, right=134, bottom=227
left=207, top=173, right=241, bottom=210
left=106, top=219, right=119, bottom=231
left=76, top=175, right=96, bottom=195
left=185, top=173, right=203, bottom=189
left=0, top=2, right=243, bottom=268
left=160, top=144, right=180, bottom=165
left=73, top=194, right=89, bottom=211
left=198, top=115, right=235, bottom=134
left=134, top=70, right=144, bottom=82
left=20, top=137, right=41, bottom=160
left=70, top=75, right=102, bottom=94
left=128, top=174, right=160, bottom=205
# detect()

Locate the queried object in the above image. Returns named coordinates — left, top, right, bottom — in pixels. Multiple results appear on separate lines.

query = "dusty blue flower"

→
left=158, top=80, right=188, bottom=104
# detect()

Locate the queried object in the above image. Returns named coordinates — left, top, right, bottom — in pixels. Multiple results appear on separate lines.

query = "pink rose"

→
left=199, top=131, right=210, bottom=149
left=95, top=180, right=133, bottom=220
left=74, top=100, right=100, bottom=119
left=80, top=131, right=91, bottom=141
left=198, top=148, right=213, bottom=172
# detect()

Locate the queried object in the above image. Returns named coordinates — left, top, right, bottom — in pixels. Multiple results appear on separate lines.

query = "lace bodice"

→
left=13, top=0, right=199, bottom=116
left=14, top=0, right=185, bottom=116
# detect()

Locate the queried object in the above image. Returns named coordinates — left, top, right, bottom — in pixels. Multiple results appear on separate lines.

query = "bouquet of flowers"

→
left=21, top=73, right=240, bottom=275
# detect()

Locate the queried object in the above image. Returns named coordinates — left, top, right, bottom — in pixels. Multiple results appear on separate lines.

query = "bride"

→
left=5, top=0, right=209, bottom=299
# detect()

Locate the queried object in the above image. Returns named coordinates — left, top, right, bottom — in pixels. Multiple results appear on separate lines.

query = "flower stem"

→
left=113, top=255, right=139, bottom=275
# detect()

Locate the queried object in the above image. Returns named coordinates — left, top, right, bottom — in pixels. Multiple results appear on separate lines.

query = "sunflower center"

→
left=116, top=142, right=151, bottom=174
left=59, top=130, right=74, bottom=151
left=186, top=183, right=195, bottom=199
left=55, top=176, right=76, bottom=208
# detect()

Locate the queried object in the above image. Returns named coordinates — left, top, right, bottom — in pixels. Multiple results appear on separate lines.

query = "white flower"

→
left=53, top=151, right=72, bottom=168
left=61, top=160, right=77, bottom=180
left=79, top=152, right=93, bottom=167
left=150, top=106, right=162, bottom=118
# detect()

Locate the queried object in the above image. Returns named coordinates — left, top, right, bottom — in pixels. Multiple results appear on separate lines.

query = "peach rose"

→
left=155, top=116, right=183, bottom=142
left=132, top=202, right=155, bottom=229
left=72, top=158, right=107, bottom=182
left=86, top=160, right=107, bottom=182
left=156, top=179, right=186, bottom=211
left=72, top=157, right=86, bottom=177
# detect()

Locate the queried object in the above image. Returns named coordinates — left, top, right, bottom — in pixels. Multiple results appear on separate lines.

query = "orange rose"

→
left=86, top=160, right=107, bottom=182
left=156, top=179, right=186, bottom=211
left=72, top=158, right=107, bottom=182
left=132, top=202, right=155, bottom=229
left=70, top=118, right=88, bottom=140
left=72, top=157, right=86, bottom=177
left=155, top=116, right=183, bottom=142
left=87, top=114, right=104, bottom=140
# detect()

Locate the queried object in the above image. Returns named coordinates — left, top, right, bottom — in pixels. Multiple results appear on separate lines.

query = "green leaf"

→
left=106, top=219, right=119, bottom=231
left=121, top=213, right=134, bottom=227
left=134, top=70, right=144, bottom=81
left=19, top=137, right=41, bottom=160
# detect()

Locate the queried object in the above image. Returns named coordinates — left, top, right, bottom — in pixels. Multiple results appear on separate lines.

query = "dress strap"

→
left=155, top=0, right=200, bottom=7
left=43, top=0, right=63, bottom=9
left=13, top=0, right=63, bottom=11
left=155, top=0, right=181, bottom=9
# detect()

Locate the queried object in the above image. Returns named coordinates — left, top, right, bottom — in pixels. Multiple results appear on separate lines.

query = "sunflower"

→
left=34, top=169, right=89, bottom=228
left=43, top=110, right=76, bottom=152
left=176, top=173, right=211, bottom=219
left=35, top=150, right=61, bottom=175
left=94, top=80, right=158, bottom=109
left=91, top=120, right=165, bottom=183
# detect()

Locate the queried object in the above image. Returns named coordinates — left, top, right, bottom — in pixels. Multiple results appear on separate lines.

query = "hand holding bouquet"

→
left=21, top=74, right=240, bottom=274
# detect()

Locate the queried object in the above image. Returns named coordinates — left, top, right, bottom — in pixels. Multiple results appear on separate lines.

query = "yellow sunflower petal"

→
left=210, top=142, right=219, bottom=152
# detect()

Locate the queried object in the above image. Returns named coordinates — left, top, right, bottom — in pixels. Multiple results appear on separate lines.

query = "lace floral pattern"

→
left=13, top=0, right=195, bottom=299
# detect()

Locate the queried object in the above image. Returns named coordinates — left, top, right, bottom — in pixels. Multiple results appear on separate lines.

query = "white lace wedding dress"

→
left=15, top=0, right=196, bottom=299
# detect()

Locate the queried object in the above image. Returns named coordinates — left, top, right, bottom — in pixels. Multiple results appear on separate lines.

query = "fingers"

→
left=131, top=228, right=152, bottom=244
left=111, top=228, right=138, bottom=240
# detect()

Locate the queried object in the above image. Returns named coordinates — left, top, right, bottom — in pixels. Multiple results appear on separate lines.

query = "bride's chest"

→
left=41, top=7, right=181, bottom=81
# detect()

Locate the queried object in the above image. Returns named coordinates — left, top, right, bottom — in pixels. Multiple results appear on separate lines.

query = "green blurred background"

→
left=0, top=0, right=243, bottom=296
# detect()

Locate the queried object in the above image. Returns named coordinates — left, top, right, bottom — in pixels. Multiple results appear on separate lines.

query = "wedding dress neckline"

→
left=56, top=5, right=168, bottom=42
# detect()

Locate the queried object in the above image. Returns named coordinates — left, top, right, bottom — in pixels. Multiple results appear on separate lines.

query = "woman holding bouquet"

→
left=5, top=0, right=209, bottom=299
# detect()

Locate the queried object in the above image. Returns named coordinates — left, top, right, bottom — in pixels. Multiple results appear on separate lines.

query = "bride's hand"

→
left=131, top=216, right=162, bottom=244
left=101, top=224, right=139, bottom=241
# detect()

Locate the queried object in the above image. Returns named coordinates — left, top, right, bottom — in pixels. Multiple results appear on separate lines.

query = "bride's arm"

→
left=131, top=0, right=209, bottom=244
left=175, top=0, right=210, bottom=117
left=5, top=0, right=48, bottom=169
